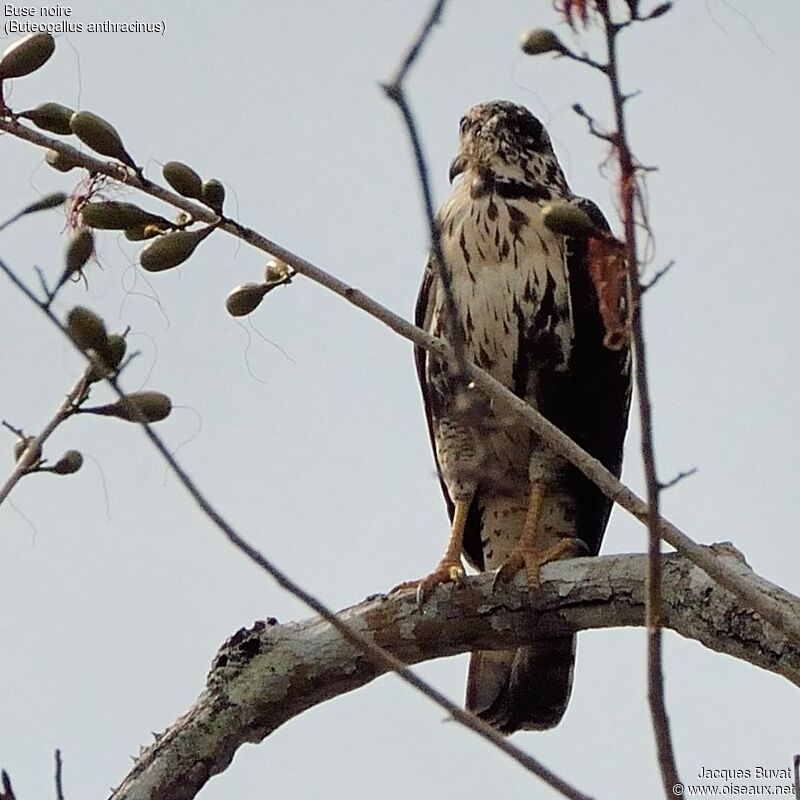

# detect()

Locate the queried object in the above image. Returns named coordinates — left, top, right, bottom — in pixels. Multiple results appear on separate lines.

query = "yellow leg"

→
left=392, top=498, right=470, bottom=604
left=493, top=482, right=587, bottom=592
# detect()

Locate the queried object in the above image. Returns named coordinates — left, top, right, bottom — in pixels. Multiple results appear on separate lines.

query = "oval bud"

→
left=519, top=28, right=563, bottom=56
left=45, top=148, right=80, bottom=173
left=541, top=201, right=598, bottom=238
left=108, top=391, right=172, bottom=423
left=20, top=102, right=75, bottom=135
left=66, top=306, right=108, bottom=353
left=139, top=226, right=213, bottom=272
left=162, top=161, right=203, bottom=199
left=81, top=201, right=168, bottom=231
left=69, top=110, right=136, bottom=168
left=52, top=449, right=83, bottom=475
left=201, top=178, right=225, bottom=214
left=225, top=282, right=268, bottom=317
left=0, top=32, right=55, bottom=80
left=64, top=229, right=94, bottom=278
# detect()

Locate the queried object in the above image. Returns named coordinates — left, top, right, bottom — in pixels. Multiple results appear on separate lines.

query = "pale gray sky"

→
left=1, top=2, right=799, bottom=799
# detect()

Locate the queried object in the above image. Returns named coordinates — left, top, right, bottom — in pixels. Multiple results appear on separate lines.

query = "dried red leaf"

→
left=587, top=235, right=628, bottom=350
left=554, top=0, right=591, bottom=30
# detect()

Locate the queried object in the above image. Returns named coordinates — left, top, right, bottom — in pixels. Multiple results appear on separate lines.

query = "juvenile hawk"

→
left=413, top=101, right=630, bottom=733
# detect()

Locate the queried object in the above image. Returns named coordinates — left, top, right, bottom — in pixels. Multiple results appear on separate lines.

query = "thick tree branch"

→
left=110, top=548, right=800, bottom=800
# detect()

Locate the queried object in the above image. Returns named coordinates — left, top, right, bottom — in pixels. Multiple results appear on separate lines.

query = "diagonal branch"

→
left=110, top=548, right=800, bottom=800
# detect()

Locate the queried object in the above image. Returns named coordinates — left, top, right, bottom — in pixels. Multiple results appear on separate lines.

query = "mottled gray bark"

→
left=111, top=547, right=800, bottom=800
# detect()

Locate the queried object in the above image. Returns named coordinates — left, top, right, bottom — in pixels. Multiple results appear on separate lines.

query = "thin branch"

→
left=0, top=369, right=90, bottom=505
left=54, top=750, right=64, bottom=800
left=382, top=0, right=469, bottom=378
left=641, top=259, right=675, bottom=293
left=659, top=468, right=697, bottom=491
left=596, top=0, right=679, bottom=793
left=1, top=119, right=799, bottom=652
left=0, top=258, right=592, bottom=800
left=111, top=549, right=800, bottom=800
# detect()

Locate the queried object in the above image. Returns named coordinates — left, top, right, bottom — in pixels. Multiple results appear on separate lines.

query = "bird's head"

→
left=449, top=101, right=568, bottom=194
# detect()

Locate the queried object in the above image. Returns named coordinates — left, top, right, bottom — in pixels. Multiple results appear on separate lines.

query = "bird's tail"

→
left=465, top=635, right=576, bottom=733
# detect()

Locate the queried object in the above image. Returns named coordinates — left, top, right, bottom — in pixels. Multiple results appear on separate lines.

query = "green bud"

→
left=69, top=110, right=136, bottom=168
left=139, top=226, right=214, bottom=272
left=541, top=201, right=598, bottom=238
left=201, top=178, right=225, bottom=214
left=20, top=102, right=75, bottom=135
left=52, top=449, right=83, bottom=475
left=0, top=32, right=55, bottom=80
left=64, top=229, right=94, bottom=278
left=225, top=282, right=269, bottom=317
left=45, top=148, right=80, bottom=173
left=87, top=391, right=173, bottom=423
left=66, top=306, right=109, bottom=353
left=81, top=201, right=168, bottom=231
left=162, top=161, right=203, bottom=200
left=18, top=192, right=66, bottom=215
left=519, top=28, right=563, bottom=56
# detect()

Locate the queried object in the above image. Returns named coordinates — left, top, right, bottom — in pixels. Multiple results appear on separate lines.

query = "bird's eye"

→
left=459, top=117, right=469, bottom=134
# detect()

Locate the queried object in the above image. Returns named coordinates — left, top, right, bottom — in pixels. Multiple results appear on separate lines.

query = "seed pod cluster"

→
left=0, top=32, right=55, bottom=80
left=20, top=102, right=75, bottom=135
left=69, top=110, right=137, bottom=169
left=541, top=201, right=598, bottom=238
left=139, top=226, right=214, bottom=272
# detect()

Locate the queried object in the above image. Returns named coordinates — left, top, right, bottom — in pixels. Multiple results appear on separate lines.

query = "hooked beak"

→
left=449, top=154, right=466, bottom=183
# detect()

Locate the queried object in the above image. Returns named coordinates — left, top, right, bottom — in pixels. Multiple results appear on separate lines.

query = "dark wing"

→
left=414, top=260, right=456, bottom=523
left=557, top=197, right=631, bottom=554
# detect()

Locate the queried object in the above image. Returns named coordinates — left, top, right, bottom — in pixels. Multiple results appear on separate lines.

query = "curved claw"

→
left=413, top=562, right=466, bottom=607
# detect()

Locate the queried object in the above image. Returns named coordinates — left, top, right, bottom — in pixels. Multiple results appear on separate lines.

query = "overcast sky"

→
left=2, top=2, right=799, bottom=799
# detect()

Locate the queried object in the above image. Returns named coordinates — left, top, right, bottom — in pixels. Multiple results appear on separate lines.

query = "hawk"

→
left=412, top=101, right=631, bottom=733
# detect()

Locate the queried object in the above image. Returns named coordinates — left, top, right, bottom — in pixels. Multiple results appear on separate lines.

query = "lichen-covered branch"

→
left=110, top=548, right=800, bottom=800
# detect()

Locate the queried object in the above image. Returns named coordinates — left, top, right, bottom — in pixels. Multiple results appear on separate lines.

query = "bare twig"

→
left=0, top=258, right=592, bottom=800
left=595, top=0, right=679, bottom=793
left=54, top=750, right=64, bottom=800
left=0, top=368, right=91, bottom=505
left=659, top=468, right=697, bottom=491
left=641, top=260, right=675, bottom=293
left=382, top=0, right=469, bottom=377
